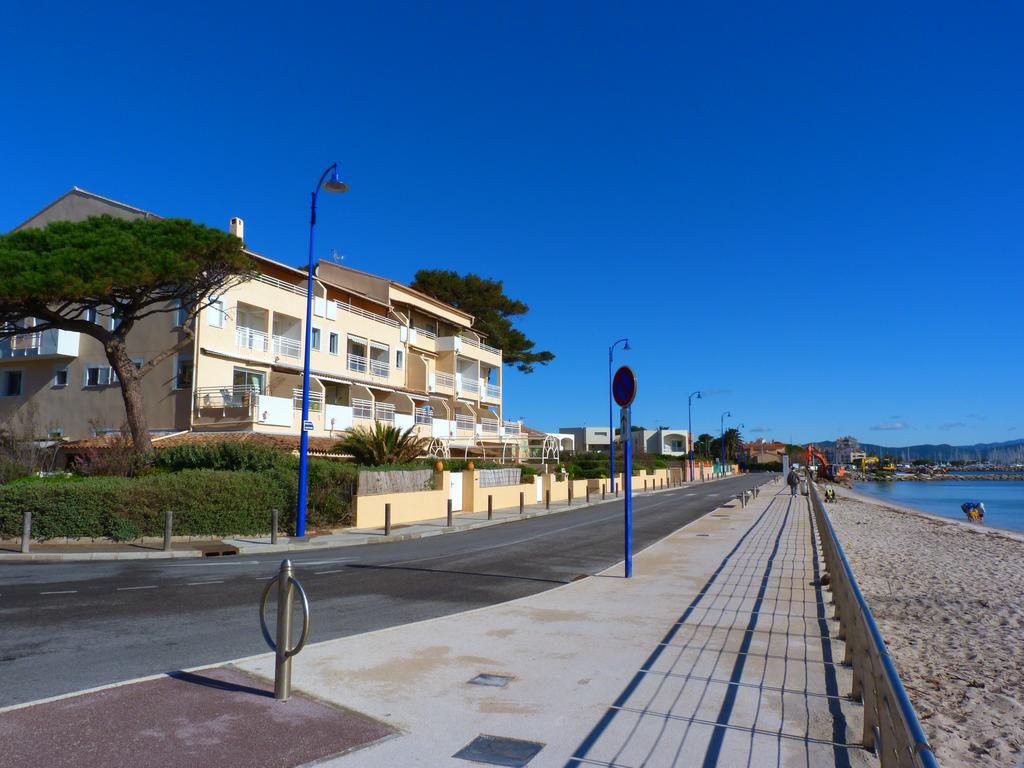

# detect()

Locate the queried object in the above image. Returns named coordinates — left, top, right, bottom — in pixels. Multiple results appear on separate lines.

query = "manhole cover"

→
left=468, top=673, right=514, bottom=688
left=453, top=734, right=545, bottom=766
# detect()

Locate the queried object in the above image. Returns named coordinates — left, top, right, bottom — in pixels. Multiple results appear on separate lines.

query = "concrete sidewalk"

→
left=1, top=475, right=745, bottom=561
left=231, top=481, right=872, bottom=767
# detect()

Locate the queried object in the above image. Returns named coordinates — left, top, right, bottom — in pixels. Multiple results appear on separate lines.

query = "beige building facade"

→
left=1, top=189, right=521, bottom=458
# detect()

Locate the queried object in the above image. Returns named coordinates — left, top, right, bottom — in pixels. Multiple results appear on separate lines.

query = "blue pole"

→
left=688, top=390, right=700, bottom=482
left=720, top=410, right=731, bottom=478
left=624, top=406, right=633, bottom=578
left=296, top=163, right=338, bottom=538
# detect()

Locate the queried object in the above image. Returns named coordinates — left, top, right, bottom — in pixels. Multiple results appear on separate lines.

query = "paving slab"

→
left=0, top=667, right=395, bottom=768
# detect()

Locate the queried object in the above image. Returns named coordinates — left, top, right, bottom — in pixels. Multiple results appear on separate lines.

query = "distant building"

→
left=558, top=426, right=690, bottom=457
left=834, top=436, right=860, bottom=465
left=743, top=439, right=786, bottom=464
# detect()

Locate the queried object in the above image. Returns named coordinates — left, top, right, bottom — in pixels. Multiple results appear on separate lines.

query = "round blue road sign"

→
left=612, top=366, right=637, bottom=407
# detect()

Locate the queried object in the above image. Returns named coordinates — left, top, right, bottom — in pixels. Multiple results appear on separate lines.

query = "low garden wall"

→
left=353, top=471, right=449, bottom=529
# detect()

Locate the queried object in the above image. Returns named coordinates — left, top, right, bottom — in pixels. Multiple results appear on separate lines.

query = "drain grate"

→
left=467, top=673, right=514, bottom=688
left=453, top=734, right=545, bottom=766
left=696, top=533, right=711, bottom=537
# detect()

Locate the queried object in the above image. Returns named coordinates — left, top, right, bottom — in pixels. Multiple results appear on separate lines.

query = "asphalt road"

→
left=0, top=475, right=768, bottom=707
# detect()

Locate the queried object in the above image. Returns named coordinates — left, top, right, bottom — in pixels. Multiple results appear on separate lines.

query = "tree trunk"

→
left=105, top=338, right=153, bottom=453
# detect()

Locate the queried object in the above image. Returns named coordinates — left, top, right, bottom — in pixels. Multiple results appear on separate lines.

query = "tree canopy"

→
left=0, top=215, right=254, bottom=451
left=409, top=270, right=554, bottom=373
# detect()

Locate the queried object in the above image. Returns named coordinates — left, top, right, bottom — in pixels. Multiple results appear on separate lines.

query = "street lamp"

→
left=736, top=423, right=745, bottom=473
left=296, top=163, right=348, bottom=538
left=608, top=338, right=630, bottom=493
left=720, top=410, right=731, bottom=477
left=687, top=390, right=701, bottom=482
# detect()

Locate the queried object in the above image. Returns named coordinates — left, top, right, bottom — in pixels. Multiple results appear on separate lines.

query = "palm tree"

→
left=334, top=423, right=429, bottom=465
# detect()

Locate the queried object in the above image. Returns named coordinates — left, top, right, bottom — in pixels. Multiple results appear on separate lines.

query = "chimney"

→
left=229, top=217, right=244, bottom=240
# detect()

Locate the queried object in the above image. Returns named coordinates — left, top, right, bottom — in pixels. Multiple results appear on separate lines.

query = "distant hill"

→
left=813, top=438, right=1024, bottom=462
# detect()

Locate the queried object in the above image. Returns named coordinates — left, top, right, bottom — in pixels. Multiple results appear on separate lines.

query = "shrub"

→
left=0, top=470, right=287, bottom=541
left=153, top=441, right=284, bottom=473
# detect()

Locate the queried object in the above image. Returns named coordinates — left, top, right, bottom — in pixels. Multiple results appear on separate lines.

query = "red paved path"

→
left=0, top=667, right=394, bottom=768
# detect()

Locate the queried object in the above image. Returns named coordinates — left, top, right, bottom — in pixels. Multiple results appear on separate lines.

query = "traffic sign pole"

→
left=622, top=405, right=633, bottom=578
left=612, top=365, right=637, bottom=579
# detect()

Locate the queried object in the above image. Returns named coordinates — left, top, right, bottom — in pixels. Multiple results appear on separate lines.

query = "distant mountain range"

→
left=813, top=438, right=1024, bottom=462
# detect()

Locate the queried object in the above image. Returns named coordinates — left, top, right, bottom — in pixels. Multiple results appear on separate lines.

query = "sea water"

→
left=854, top=478, right=1024, bottom=532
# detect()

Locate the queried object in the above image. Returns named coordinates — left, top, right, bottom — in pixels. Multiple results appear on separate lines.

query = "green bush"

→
left=153, top=441, right=284, bottom=472
left=0, top=470, right=287, bottom=541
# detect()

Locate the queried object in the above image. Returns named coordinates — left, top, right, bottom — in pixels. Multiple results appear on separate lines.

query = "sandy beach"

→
left=828, top=487, right=1024, bottom=767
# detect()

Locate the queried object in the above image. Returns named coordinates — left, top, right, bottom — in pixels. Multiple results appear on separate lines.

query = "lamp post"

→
left=735, top=423, right=745, bottom=473
left=687, top=390, right=701, bottom=482
left=720, top=410, right=731, bottom=477
left=608, top=338, right=630, bottom=493
left=296, top=163, right=348, bottom=538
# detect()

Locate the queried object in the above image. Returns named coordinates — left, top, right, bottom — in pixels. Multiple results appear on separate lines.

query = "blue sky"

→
left=2, top=2, right=1022, bottom=445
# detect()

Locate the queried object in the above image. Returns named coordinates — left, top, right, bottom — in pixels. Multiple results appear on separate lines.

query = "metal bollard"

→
left=21, top=510, right=31, bottom=554
left=602, top=484, right=606, bottom=500
left=259, top=559, right=310, bottom=701
left=546, top=489, right=550, bottom=510
left=586, top=486, right=591, bottom=503
left=568, top=484, right=573, bottom=506
left=271, top=508, right=279, bottom=545
left=660, top=479, right=664, bottom=490
left=644, top=479, right=647, bottom=493
left=163, top=510, right=173, bottom=552
left=487, top=495, right=493, bottom=520
left=447, top=499, right=453, bottom=527
left=519, top=491, right=524, bottom=515
left=385, top=503, right=392, bottom=536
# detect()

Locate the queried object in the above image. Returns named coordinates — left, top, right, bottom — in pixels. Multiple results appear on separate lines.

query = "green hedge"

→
left=0, top=470, right=286, bottom=541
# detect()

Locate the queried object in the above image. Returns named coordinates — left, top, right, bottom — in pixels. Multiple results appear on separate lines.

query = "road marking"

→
left=40, top=590, right=77, bottom=595
left=116, top=585, right=158, bottom=591
left=313, top=568, right=353, bottom=575
left=685, top=493, right=697, bottom=496
left=186, top=580, right=224, bottom=586
left=295, top=558, right=355, bottom=566
left=164, top=560, right=260, bottom=568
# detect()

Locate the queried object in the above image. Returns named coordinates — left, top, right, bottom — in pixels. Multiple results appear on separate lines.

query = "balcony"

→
left=1, top=329, right=80, bottom=360
left=455, top=414, right=475, bottom=433
left=374, top=402, right=395, bottom=423
left=352, top=398, right=374, bottom=420
left=414, top=406, right=432, bottom=425
left=460, top=334, right=500, bottom=356
left=236, top=327, right=269, bottom=353
left=479, top=418, right=499, bottom=435
left=502, top=420, right=522, bottom=436
left=291, top=388, right=323, bottom=412
left=457, top=374, right=479, bottom=396
left=347, top=353, right=390, bottom=379
left=483, top=383, right=501, bottom=402
left=272, top=335, right=301, bottom=358
left=429, top=370, right=455, bottom=394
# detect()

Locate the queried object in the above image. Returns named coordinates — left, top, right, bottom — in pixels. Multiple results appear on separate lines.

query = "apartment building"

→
left=0, top=188, right=522, bottom=457
left=558, top=425, right=690, bottom=457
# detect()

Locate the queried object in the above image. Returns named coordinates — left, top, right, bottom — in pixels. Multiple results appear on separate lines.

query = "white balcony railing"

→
left=414, top=406, right=432, bottom=425
left=291, top=388, right=323, bottom=411
left=11, top=332, right=41, bottom=352
left=374, top=402, right=395, bottom=422
left=485, top=383, right=501, bottom=400
left=195, top=385, right=260, bottom=410
left=272, top=335, right=301, bottom=358
left=352, top=398, right=374, bottom=420
left=335, top=301, right=399, bottom=328
left=255, top=273, right=307, bottom=297
left=413, top=326, right=437, bottom=340
left=370, top=358, right=389, bottom=377
left=347, top=353, right=368, bottom=374
left=434, top=371, right=455, bottom=390
left=480, top=418, right=499, bottom=434
left=459, top=375, right=480, bottom=394
left=455, top=414, right=475, bottom=432
left=460, top=334, right=500, bottom=356
left=236, top=326, right=269, bottom=352
left=502, top=421, right=522, bottom=435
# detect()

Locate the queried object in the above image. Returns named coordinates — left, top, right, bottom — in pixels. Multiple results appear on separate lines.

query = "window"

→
left=2, top=370, right=23, bottom=397
left=328, top=332, right=339, bottom=355
left=232, top=367, right=265, bottom=393
left=84, top=307, right=98, bottom=323
left=175, top=357, right=193, bottom=390
left=175, top=299, right=191, bottom=327
left=84, top=366, right=113, bottom=387
left=311, top=327, right=321, bottom=351
left=396, top=350, right=404, bottom=369
left=207, top=297, right=225, bottom=328
left=53, top=367, right=69, bottom=388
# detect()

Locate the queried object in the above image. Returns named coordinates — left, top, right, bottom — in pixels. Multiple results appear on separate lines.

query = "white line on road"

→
left=293, top=558, right=355, bottom=566
left=163, top=560, right=261, bottom=568
left=314, top=569, right=351, bottom=575
left=40, top=590, right=77, bottom=595
left=116, top=585, right=158, bottom=591
left=186, top=581, right=224, bottom=586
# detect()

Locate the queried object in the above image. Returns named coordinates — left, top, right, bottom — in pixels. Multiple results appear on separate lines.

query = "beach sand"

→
left=828, top=487, right=1024, bottom=767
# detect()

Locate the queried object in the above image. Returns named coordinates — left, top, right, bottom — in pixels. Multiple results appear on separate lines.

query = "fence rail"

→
left=352, top=398, right=373, bottom=420
left=335, top=300, right=400, bottom=328
left=808, top=478, right=939, bottom=768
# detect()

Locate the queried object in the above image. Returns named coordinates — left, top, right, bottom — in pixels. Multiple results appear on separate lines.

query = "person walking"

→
left=787, top=468, right=800, bottom=496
